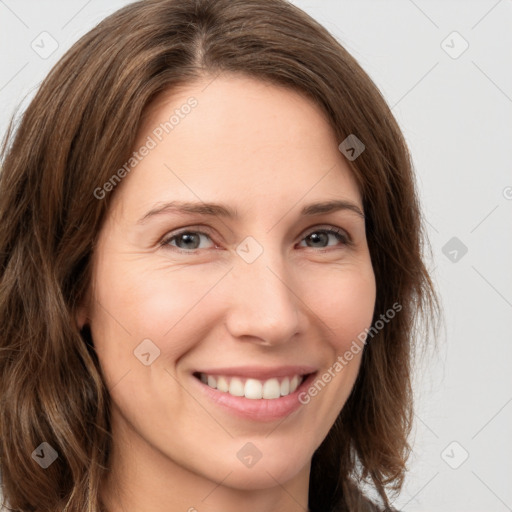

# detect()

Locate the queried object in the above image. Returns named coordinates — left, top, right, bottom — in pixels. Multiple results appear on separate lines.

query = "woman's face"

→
left=82, top=74, right=376, bottom=497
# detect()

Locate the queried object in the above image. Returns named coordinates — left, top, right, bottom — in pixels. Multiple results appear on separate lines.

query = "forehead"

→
left=110, top=73, right=362, bottom=221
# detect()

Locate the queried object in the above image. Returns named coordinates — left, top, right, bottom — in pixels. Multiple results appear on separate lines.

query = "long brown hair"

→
left=0, top=1, right=439, bottom=511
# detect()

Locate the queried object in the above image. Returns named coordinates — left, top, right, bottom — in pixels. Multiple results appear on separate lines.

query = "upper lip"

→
left=193, top=365, right=318, bottom=380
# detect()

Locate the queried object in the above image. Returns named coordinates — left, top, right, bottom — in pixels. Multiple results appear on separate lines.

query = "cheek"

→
left=90, top=259, right=229, bottom=359
left=306, top=260, right=376, bottom=347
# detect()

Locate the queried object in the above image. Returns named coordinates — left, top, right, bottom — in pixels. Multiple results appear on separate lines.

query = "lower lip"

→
left=192, top=373, right=317, bottom=422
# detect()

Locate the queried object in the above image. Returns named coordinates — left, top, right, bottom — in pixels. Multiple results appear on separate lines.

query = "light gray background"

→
left=1, top=1, right=511, bottom=511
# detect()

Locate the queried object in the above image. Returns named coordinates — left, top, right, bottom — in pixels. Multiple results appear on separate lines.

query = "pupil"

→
left=181, top=233, right=199, bottom=249
left=309, top=232, right=327, bottom=247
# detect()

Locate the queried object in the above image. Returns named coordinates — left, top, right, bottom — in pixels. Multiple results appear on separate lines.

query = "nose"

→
left=223, top=252, right=303, bottom=346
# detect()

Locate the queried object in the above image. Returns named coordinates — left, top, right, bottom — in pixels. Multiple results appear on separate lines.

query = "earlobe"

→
left=76, top=304, right=89, bottom=331
left=76, top=287, right=94, bottom=331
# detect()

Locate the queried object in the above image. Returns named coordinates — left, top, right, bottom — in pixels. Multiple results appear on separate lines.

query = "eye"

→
left=160, top=225, right=351, bottom=254
left=298, top=226, right=351, bottom=249
left=161, top=229, right=216, bottom=252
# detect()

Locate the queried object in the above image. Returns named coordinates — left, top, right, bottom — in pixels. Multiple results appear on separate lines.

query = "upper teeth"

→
left=198, top=373, right=303, bottom=399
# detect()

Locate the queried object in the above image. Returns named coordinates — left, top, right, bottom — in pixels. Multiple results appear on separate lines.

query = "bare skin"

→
left=78, top=73, right=376, bottom=512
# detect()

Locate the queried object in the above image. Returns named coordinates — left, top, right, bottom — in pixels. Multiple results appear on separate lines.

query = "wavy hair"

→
left=0, top=1, right=439, bottom=510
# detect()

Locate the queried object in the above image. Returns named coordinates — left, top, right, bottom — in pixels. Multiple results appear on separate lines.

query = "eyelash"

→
left=160, top=225, right=352, bottom=254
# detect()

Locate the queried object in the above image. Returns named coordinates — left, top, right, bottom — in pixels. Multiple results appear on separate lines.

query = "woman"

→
left=0, top=0, right=439, bottom=511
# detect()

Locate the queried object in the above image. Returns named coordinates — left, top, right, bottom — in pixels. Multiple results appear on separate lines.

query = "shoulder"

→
left=326, top=481, right=402, bottom=512
left=361, top=498, right=401, bottom=512
left=364, top=501, right=401, bottom=512
left=357, top=503, right=401, bottom=512
left=337, top=491, right=401, bottom=512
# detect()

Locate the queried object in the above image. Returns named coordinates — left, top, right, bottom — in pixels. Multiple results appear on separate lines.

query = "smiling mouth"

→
left=193, top=372, right=313, bottom=399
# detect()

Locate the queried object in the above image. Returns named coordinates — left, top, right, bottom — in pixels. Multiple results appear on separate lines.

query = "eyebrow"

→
left=137, top=199, right=364, bottom=224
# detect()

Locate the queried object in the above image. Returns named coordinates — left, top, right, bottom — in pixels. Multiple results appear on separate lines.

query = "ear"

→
left=76, top=304, right=89, bottom=331
left=75, top=285, right=93, bottom=331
